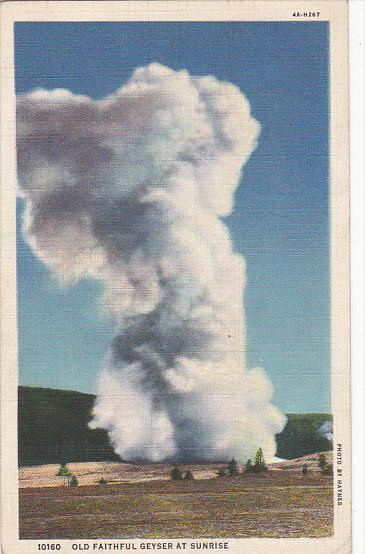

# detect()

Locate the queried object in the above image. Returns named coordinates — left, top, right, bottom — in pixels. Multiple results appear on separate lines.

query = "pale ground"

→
left=18, top=451, right=333, bottom=488
left=269, top=451, right=333, bottom=471
left=19, top=461, right=227, bottom=488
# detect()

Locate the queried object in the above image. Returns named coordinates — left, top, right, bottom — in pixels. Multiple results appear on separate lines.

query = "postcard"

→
left=0, top=2, right=351, bottom=553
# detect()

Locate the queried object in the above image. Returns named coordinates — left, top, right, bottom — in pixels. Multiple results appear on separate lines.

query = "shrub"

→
left=183, top=470, right=194, bottom=480
left=318, top=454, right=327, bottom=472
left=318, top=454, right=333, bottom=475
left=228, top=458, right=239, bottom=476
left=321, top=463, right=333, bottom=476
left=99, top=478, right=108, bottom=485
left=171, top=465, right=183, bottom=480
left=217, top=468, right=226, bottom=477
left=68, top=474, right=78, bottom=487
left=302, top=463, right=309, bottom=475
left=56, top=463, right=72, bottom=485
left=56, top=463, right=70, bottom=477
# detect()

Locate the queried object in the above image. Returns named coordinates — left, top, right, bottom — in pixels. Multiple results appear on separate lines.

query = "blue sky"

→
left=15, top=22, right=329, bottom=413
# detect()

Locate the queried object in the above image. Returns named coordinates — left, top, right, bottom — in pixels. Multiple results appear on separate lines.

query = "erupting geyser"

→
left=17, top=64, right=286, bottom=462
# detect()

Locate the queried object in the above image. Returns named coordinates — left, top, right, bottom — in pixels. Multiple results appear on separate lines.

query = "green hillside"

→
left=276, top=413, right=333, bottom=459
left=18, top=386, right=332, bottom=466
left=18, top=386, right=120, bottom=466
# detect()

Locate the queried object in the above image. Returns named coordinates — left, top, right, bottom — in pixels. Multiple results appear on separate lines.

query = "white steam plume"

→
left=16, top=63, right=286, bottom=462
left=319, top=421, right=333, bottom=442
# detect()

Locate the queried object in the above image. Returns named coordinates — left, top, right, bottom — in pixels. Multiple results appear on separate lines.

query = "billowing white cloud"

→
left=319, top=420, right=333, bottom=442
left=17, top=63, right=286, bottom=462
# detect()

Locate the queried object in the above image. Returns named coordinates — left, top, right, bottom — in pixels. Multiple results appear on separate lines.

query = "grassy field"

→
left=19, top=471, right=333, bottom=539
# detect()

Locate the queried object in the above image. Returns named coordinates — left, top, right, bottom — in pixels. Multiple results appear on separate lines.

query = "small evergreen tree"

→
left=302, top=463, right=309, bottom=476
left=253, top=447, right=268, bottom=472
left=228, top=457, right=239, bottom=476
left=318, top=454, right=333, bottom=475
left=245, top=459, right=254, bottom=473
left=99, top=478, right=108, bottom=485
left=217, top=468, right=226, bottom=477
left=56, top=463, right=71, bottom=486
left=56, top=463, right=70, bottom=476
left=171, top=465, right=183, bottom=480
left=321, top=463, right=334, bottom=476
left=318, top=454, right=327, bottom=472
left=183, top=470, right=194, bottom=480
left=68, top=474, right=78, bottom=487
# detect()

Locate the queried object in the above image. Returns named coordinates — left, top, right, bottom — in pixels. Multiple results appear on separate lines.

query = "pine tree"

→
left=245, top=459, right=254, bottom=473
left=318, top=454, right=327, bottom=472
left=68, top=474, right=79, bottom=487
left=253, top=447, right=268, bottom=472
left=323, top=463, right=333, bottom=476
left=56, top=463, right=71, bottom=486
left=171, top=465, right=183, bottom=480
left=228, top=457, right=239, bottom=476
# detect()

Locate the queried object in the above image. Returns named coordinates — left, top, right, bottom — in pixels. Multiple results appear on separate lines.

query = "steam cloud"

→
left=319, top=421, right=333, bottom=442
left=17, top=64, right=286, bottom=462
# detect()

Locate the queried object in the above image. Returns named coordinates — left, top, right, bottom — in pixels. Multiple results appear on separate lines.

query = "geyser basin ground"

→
left=19, top=460, right=333, bottom=539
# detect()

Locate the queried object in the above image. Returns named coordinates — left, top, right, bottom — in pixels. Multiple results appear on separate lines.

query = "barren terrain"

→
left=19, top=453, right=333, bottom=539
left=18, top=452, right=333, bottom=488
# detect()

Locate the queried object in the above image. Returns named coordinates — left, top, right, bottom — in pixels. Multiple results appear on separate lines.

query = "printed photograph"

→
left=15, top=21, right=333, bottom=539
